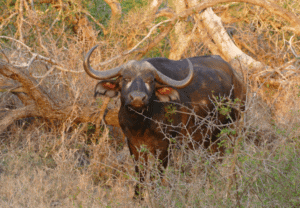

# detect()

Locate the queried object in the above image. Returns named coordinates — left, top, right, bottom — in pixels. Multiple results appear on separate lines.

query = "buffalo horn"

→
left=145, top=58, right=194, bottom=89
left=83, top=45, right=123, bottom=80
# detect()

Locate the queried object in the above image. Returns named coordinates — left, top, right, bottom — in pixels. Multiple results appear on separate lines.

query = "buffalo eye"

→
left=123, top=78, right=131, bottom=82
left=145, top=79, right=154, bottom=84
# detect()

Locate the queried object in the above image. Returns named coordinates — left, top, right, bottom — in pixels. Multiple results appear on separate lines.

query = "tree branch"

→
left=134, top=23, right=174, bottom=59
left=201, top=8, right=264, bottom=72
left=95, top=19, right=174, bottom=67
left=0, top=105, right=37, bottom=133
left=0, top=60, right=120, bottom=133
left=170, top=0, right=300, bottom=35
left=0, top=60, right=57, bottom=110
left=0, top=36, right=84, bottom=73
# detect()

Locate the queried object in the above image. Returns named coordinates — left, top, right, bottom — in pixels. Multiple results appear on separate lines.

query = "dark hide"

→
left=93, top=55, right=246, bottom=199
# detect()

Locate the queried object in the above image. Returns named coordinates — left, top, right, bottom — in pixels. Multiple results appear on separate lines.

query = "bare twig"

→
left=27, top=53, right=38, bottom=71
left=18, top=0, right=24, bottom=43
left=30, top=0, right=36, bottom=12
left=0, top=48, right=10, bottom=63
left=0, top=60, right=120, bottom=133
left=33, top=66, right=55, bottom=88
left=0, top=36, right=84, bottom=73
left=134, top=23, right=174, bottom=59
left=94, top=0, right=300, bottom=69
left=155, top=7, right=175, bottom=19
left=129, top=20, right=171, bottom=53
left=0, top=12, right=18, bottom=31
left=81, top=10, right=107, bottom=35
left=0, top=36, right=32, bottom=51
left=275, top=58, right=297, bottom=71
left=44, top=1, right=63, bottom=36
left=287, top=35, right=299, bottom=58
left=95, top=19, right=174, bottom=68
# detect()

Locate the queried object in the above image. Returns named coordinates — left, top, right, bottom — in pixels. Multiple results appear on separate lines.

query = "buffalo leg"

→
left=127, top=142, right=150, bottom=200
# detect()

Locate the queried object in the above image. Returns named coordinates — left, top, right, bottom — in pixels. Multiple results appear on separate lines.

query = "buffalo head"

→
left=83, top=45, right=194, bottom=111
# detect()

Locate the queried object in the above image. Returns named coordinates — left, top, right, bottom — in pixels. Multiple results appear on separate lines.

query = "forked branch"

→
left=0, top=60, right=119, bottom=133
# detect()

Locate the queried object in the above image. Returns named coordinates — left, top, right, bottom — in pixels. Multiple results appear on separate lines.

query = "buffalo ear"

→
left=155, top=86, right=180, bottom=102
left=94, top=80, right=120, bottom=98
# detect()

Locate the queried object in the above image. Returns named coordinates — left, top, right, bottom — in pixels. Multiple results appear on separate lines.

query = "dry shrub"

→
left=254, top=76, right=300, bottom=127
left=0, top=2, right=168, bottom=206
left=1, top=0, right=300, bottom=207
left=145, top=90, right=300, bottom=207
left=213, top=1, right=300, bottom=127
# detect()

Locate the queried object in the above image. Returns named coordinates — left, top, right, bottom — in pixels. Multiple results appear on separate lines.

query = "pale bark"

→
left=169, top=0, right=300, bottom=35
left=167, top=0, right=300, bottom=73
left=141, top=0, right=164, bottom=26
left=201, top=8, right=264, bottom=72
left=149, top=0, right=163, bottom=12
left=188, top=0, right=223, bottom=56
left=169, top=0, right=224, bottom=60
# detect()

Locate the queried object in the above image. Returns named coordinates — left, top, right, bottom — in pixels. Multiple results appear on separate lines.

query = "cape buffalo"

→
left=83, top=45, right=246, bottom=199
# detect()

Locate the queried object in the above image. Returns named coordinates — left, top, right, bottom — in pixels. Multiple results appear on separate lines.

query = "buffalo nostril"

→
left=128, top=92, right=147, bottom=108
left=129, top=92, right=147, bottom=101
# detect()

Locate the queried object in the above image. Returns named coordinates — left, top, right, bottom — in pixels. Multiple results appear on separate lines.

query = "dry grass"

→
left=0, top=121, right=137, bottom=207
left=1, top=95, right=300, bottom=207
left=1, top=0, right=300, bottom=207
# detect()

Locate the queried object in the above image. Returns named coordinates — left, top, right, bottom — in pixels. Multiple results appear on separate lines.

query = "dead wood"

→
left=168, top=0, right=300, bottom=35
left=0, top=60, right=120, bottom=134
left=165, top=0, right=300, bottom=79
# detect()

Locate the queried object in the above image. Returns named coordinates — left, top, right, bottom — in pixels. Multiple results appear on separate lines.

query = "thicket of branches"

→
left=0, top=0, right=300, bottom=207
